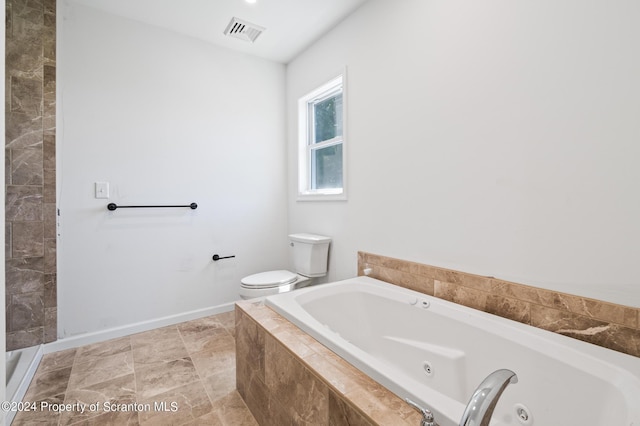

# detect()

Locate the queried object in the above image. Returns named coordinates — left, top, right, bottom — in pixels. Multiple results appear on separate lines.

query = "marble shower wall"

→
left=358, top=252, right=640, bottom=358
left=5, top=0, right=57, bottom=350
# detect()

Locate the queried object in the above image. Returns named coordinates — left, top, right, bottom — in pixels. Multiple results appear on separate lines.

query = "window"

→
left=298, top=74, right=346, bottom=200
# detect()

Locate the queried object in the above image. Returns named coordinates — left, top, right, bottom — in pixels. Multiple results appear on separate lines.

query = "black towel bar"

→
left=107, top=202, right=197, bottom=211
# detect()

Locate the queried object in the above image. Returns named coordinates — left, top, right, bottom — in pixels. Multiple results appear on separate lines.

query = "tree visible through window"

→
left=298, top=74, right=345, bottom=199
left=314, top=96, right=342, bottom=142
left=311, top=93, right=343, bottom=189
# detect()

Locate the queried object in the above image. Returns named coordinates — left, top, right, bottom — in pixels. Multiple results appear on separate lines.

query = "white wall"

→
left=287, top=0, right=640, bottom=307
left=58, top=2, right=288, bottom=337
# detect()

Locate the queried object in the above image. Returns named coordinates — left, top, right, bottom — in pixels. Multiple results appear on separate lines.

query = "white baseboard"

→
left=44, top=302, right=236, bottom=354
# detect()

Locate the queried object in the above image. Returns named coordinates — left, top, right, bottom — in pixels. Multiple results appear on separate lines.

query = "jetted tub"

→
left=265, top=276, right=640, bottom=426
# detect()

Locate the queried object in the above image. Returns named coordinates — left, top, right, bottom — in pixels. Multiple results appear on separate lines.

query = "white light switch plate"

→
left=95, top=182, right=110, bottom=199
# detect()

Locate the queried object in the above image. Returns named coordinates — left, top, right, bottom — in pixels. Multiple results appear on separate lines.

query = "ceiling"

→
left=70, top=0, right=370, bottom=63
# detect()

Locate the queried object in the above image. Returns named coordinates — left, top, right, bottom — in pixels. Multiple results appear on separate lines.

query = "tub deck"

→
left=263, top=277, right=640, bottom=426
left=235, top=300, right=423, bottom=426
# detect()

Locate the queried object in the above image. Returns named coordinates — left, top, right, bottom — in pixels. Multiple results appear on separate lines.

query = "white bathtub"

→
left=265, top=276, right=640, bottom=426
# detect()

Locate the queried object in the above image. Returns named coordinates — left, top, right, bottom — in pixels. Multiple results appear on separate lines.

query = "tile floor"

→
left=12, top=311, right=258, bottom=425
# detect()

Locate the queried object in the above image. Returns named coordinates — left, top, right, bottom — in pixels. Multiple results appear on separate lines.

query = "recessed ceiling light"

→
left=245, top=0, right=257, bottom=4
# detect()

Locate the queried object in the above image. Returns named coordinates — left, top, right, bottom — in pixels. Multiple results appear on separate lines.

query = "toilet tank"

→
left=289, top=233, right=331, bottom=277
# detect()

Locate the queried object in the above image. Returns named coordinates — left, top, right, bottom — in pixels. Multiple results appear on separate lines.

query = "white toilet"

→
left=239, top=233, right=331, bottom=300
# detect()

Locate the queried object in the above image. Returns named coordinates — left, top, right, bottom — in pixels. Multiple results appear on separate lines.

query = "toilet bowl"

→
left=239, top=233, right=331, bottom=300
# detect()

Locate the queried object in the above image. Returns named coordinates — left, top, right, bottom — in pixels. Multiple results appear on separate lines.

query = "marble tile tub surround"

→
left=236, top=301, right=423, bottom=426
left=13, top=311, right=257, bottom=425
left=5, top=0, right=58, bottom=350
left=358, top=252, right=640, bottom=358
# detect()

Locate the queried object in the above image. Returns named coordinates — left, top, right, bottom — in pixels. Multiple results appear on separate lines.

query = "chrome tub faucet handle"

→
left=405, top=398, right=438, bottom=426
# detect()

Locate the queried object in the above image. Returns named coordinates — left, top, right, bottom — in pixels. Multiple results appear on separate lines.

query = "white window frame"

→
left=297, top=73, right=347, bottom=201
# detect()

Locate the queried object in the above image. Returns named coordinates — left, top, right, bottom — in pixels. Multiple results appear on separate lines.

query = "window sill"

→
left=297, top=191, right=347, bottom=202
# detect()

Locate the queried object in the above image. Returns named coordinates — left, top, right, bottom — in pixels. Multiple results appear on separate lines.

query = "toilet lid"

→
left=241, top=270, right=298, bottom=289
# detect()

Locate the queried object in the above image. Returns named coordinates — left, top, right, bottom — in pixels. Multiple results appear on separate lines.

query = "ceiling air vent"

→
left=224, top=17, right=265, bottom=43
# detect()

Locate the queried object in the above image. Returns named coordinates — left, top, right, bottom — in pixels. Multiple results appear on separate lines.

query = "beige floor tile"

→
left=12, top=394, right=65, bottom=426
left=130, top=326, right=180, bottom=349
left=216, top=311, right=236, bottom=331
left=180, top=326, right=233, bottom=355
left=192, top=354, right=235, bottom=383
left=190, top=336, right=235, bottom=379
left=202, top=367, right=236, bottom=404
left=37, top=348, right=77, bottom=374
left=212, top=391, right=258, bottom=426
left=68, top=351, right=134, bottom=390
left=135, top=357, right=200, bottom=400
left=181, top=411, right=224, bottom=426
left=74, top=336, right=131, bottom=365
left=138, top=380, right=213, bottom=425
left=132, top=337, right=189, bottom=367
left=61, top=373, right=136, bottom=425
left=24, top=366, right=73, bottom=401
left=17, top=310, right=256, bottom=426
left=177, top=316, right=226, bottom=338
left=66, top=398, right=140, bottom=426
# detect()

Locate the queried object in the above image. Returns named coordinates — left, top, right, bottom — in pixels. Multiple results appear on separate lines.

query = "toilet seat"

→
left=241, top=270, right=298, bottom=289
left=239, top=270, right=312, bottom=300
